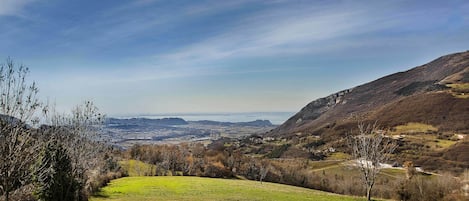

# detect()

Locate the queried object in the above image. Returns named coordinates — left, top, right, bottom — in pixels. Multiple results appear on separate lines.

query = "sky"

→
left=0, top=0, right=468, bottom=116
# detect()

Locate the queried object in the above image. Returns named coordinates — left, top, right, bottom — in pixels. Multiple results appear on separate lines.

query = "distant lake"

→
left=115, top=112, right=295, bottom=125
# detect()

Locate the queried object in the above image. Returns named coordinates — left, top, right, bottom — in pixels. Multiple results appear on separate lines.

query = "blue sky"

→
left=1, top=0, right=468, bottom=115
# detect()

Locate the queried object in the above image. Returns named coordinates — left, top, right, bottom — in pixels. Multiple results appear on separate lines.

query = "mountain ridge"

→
left=269, top=51, right=469, bottom=137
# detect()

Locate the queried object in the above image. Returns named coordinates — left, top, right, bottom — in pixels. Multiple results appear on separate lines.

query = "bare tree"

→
left=259, top=160, right=271, bottom=184
left=348, top=123, right=396, bottom=201
left=45, top=101, right=106, bottom=200
left=0, top=59, right=43, bottom=201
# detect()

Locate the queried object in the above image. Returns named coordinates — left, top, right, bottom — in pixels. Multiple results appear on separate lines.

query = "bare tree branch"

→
left=348, top=122, right=396, bottom=201
left=0, top=58, right=43, bottom=201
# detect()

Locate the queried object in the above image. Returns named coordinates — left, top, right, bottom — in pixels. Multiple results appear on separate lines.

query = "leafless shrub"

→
left=396, top=174, right=461, bottom=201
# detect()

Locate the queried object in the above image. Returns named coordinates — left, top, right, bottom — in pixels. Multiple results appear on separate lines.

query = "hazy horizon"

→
left=110, top=111, right=295, bottom=125
left=1, top=0, right=469, bottom=115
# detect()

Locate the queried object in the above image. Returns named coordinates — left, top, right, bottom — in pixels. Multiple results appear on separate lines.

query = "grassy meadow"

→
left=91, top=176, right=367, bottom=201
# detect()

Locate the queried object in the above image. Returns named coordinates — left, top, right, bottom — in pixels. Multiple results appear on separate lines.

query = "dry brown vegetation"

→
left=370, top=92, right=469, bottom=132
left=124, top=141, right=468, bottom=201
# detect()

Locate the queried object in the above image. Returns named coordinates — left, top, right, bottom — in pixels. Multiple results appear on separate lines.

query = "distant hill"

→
left=106, top=117, right=188, bottom=127
left=264, top=51, right=469, bottom=173
left=106, top=118, right=273, bottom=127
left=191, top=119, right=273, bottom=127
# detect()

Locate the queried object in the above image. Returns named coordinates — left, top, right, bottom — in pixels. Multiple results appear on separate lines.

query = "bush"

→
left=88, top=171, right=126, bottom=196
left=204, top=162, right=232, bottom=178
left=266, top=144, right=290, bottom=158
left=395, top=174, right=460, bottom=201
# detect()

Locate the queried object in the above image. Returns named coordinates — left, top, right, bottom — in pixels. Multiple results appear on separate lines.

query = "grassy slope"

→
left=91, top=176, right=366, bottom=201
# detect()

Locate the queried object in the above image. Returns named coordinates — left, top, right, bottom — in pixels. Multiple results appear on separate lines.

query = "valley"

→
left=2, top=1, right=469, bottom=200
left=94, top=51, right=469, bottom=201
left=104, top=117, right=277, bottom=147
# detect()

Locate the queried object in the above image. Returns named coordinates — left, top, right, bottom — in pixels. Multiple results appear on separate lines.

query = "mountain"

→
left=269, top=51, right=469, bottom=138
left=264, top=51, right=469, bottom=173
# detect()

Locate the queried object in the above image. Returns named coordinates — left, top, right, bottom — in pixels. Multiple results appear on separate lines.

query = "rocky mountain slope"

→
left=261, top=51, right=469, bottom=173
left=270, top=51, right=469, bottom=137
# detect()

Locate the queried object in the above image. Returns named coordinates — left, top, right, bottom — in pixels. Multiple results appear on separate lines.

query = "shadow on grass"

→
left=92, top=189, right=110, bottom=198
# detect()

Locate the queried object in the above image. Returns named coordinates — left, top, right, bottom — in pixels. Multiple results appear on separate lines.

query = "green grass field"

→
left=91, top=176, right=366, bottom=201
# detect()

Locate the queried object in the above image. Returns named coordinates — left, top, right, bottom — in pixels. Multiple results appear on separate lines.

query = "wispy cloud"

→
left=69, top=1, right=251, bottom=51
left=48, top=0, right=468, bottom=85
left=154, top=2, right=403, bottom=65
left=0, top=0, right=34, bottom=16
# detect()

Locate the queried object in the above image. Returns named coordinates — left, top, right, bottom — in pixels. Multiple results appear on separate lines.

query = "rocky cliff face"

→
left=275, top=88, right=353, bottom=135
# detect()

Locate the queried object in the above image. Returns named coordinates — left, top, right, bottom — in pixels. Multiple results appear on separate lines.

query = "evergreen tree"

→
left=34, top=141, right=77, bottom=201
